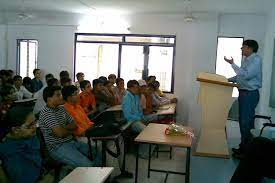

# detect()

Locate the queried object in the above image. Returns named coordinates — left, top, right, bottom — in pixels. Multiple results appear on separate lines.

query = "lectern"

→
left=195, top=72, right=238, bottom=158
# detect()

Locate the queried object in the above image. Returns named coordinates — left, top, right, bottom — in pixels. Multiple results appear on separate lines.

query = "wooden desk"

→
left=106, top=105, right=122, bottom=112
left=156, top=103, right=176, bottom=116
left=59, top=167, right=113, bottom=183
left=134, top=123, right=193, bottom=183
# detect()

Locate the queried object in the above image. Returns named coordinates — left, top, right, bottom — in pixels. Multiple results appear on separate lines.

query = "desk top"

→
left=156, top=103, right=176, bottom=115
left=106, top=105, right=122, bottom=111
left=59, top=167, right=113, bottom=183
left=135, top=123, right=193, bottom=147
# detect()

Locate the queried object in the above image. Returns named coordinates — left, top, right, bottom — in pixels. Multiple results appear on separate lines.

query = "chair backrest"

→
left=36, top=127, right=49, bottom=159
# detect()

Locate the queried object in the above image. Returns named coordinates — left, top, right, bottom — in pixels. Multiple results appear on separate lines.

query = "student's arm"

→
left=122, top=95, right=143, bottom=122
left=22, top=86, right=33, bottom=98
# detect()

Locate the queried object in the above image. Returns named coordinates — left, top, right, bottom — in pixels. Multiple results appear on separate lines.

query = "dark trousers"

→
left=238, top=89, right=259, bottom=150
left=230, top=137, right=275, bottom=183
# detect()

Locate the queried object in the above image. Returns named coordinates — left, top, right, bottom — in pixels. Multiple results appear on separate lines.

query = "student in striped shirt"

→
left=38, top=86, right=101, bottom=168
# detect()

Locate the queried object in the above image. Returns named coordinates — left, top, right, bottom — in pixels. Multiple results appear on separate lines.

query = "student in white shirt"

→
left=13, top=75, right=33, bottom=100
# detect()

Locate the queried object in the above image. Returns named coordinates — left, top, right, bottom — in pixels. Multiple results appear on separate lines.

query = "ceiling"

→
left=0, top=0, right=274, bottom=15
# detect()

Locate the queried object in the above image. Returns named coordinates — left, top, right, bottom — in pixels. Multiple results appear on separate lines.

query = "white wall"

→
left=0, top=24, right=7, bottom=69
left=6, top=24, right=76, bottom=79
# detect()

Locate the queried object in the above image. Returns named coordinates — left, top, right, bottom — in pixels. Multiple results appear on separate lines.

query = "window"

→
left=74, top=33, right=176, bottom=92
left=215, top=37, right=243, bottom=97
left=17, top=39, right=38, bottom=77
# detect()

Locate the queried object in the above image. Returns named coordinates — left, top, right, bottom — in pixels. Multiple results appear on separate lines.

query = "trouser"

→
left=238, top=89, right=259, bottom=150
left=230, top=137, right=275, bottom=183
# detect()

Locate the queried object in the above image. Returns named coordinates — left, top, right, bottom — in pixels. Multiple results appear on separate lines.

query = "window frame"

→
left=74, top=33, right=176, bottom=93
left=16, top=39, right=38, bottom=77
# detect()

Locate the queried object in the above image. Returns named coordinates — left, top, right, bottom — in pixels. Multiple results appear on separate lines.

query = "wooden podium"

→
left=194, top=72, right=238, bottom=158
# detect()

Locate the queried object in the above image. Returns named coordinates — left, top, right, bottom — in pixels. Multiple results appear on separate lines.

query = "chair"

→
left=251, top=115, right=275, bottom=140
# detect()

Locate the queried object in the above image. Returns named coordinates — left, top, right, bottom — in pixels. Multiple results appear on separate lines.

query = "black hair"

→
left=80, top=80, right=90, bottom=90
left=59, top=70, right=69, bottom=79
left=43, top=86, right=61, bottom=103
left=243, top=40, right=259, bottom=53
left=61, top=85, right=78, bottom=101
left=127, top=80, right=139, bottom=89
left=13, top=75, right=22, bottom=81
left=46, top=78, right=59, bottom=87
left=116, top=78, right=124, bottom=85
left=108, top=74, right=116, bottom=80
left=45, top=73, right=54, bottom=81
left=98, top=76, right=107, bottom=83
left=0, top=84, right=15, bottom=101
left=92, top=79, right=104, bottom=89
left=76, top=72, right=84, bottom=79
left=33, top=68, right=40, bottom=75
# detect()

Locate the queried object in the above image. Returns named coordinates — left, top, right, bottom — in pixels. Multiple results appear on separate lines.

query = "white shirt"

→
left=14, top=85, right=33, bottom=100
left=33, top=86, right=47, bottom=114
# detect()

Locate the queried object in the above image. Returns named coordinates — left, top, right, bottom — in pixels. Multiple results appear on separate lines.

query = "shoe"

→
left=232, top=152, right=245, bottom=160
left=232, top=147, right=242, bottom=154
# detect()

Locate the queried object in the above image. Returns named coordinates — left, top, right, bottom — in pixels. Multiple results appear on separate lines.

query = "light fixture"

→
left=184, top=0, right=195, bottom=22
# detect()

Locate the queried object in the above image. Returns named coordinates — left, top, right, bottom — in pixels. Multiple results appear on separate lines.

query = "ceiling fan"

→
left=183, top=0, right=196, bottom=22
left=16, top=0, right=33, bottom=21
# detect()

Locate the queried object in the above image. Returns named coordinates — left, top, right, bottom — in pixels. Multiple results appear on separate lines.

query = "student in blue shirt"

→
left=0, top=106, right=42, bottom=183
left=31, top=69, right=43, bottom=93
left=224, top=39, right=262, bottom=158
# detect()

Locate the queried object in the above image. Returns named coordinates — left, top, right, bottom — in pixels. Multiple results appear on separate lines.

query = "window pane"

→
left=77, top=35, right=123, bottom=42
left=28, top=41, right=37, bottom=77
left=216, top=37, right=243, bottom=97
left=125, top=36, right=174, bottom=44
left=19, top=41, right=28, bottom=77
left=75, top=43, right=119, bottom=82
left=148, top=46, right=174, bottom=92
left=120, top=45, right=144, bottom=85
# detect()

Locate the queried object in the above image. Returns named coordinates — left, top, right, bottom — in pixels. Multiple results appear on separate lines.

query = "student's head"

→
left=138, top=79, right=147, bottom=93
left=22, top=77, right=32, bottom=91
left=242, top=40, right=259, bottom=57
left=43, top=86, right=63, bottom=107
left=146, top=75, right=156, bottom=84
left=0, top=84, right=17, bottom=102
left=148, top=82, right=156, bottom=91
left=45, top=73, right=54, bottom=82
left=46, top=78, right=59, bottom=87
left=80, top=80, right=92, bottom=93
left=93, top=79, right=104, bottom=92
left=62, top=85, right=79, bottom=105
left=7, top=70, right=14, bottom=78
left=108, top=74, right=116, bottom=85
left=116, top=78, right=124, bottom=90
left=13, top=75, right=23, bottom=88
left=59, top=70, right=70, bottom=80
left=76, top=72, right=85, bottom=82
left=1, top=106, right=35, bottom=140
left=104, top=80, right=113, bottom=90
left=60, top=77, right=72, bottom=87
left=33, top=69, right=41, bottom=79
left=98, top=76, right=107, bottom=83
left=127, top=80, right=139, bottom=95
left=154, top=81, right=160, bottom=88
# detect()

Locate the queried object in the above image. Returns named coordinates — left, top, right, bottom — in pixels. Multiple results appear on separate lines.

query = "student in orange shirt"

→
left=79, top=80, right=97, bottom=119
left=62, top=85, right=94, bottom=136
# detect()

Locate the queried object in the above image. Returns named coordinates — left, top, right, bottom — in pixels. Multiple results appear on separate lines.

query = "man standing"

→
left=31, top=69, right=43, bottom=92
left=224, top=39, right=262, bottom=158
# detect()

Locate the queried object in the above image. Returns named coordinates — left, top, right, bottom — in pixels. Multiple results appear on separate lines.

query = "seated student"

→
left=39, top=86, right=100, bottom=167
left=13, top=75, right=33, bottom=100
left=0, top=106, right=42, bottom=183
left=62, top=85, right=132, bottom=181
left=23, top=76, right=33, bottom=93
left=103, top=80, right=117, bottom=105
left=79, top=80, right=97, bottom=118
left=59, top=70, right=70, bottom=81
left=93, top=79, right=113, bottom=112
left=122, top=80, right=157, bottom=133
left=230, top=137, right=275, bottom=183
left=149, top=81, right=177, bottom=107
left=138, top=80, right=154, bottom=115
left=31, top=69, right=43, bottom=93
left=108, top=74, right=117, bottom=87
left=33, top=78, right=59, bottom=115
left=75, top=72, right=85, bottom=92
left=146, top=75, right=156, bottom=85
left=113, top=78, right=126, bottom=105
left=0, top=85, right=17, bottom=123
left=154, top=80, right=165, bottom=97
